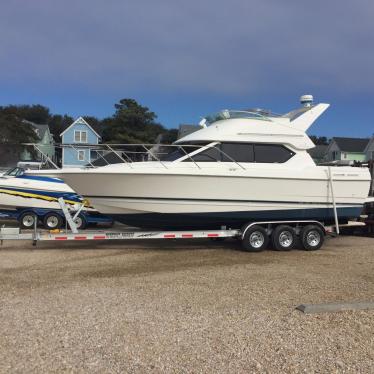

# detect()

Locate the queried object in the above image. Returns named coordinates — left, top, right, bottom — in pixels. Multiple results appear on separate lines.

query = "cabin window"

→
left=178, top=142, right=293, bottom=163
left=160, top=146, right=200, bottom=161
left=191, top=146, right=222, bottom=162
left=77, top=150, right=85, bottom=161
left=74, top=130, right=88, bottom=143
left=254, top=144, right=294, bottom=163
left=182, top=142, right=254, bottom=162
left=221, top=143, right=254, bottom=162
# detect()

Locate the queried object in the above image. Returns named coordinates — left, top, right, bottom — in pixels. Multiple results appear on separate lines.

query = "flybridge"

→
left=198, top=95, right=330, bottom=133
left=202, top=110, right=272, bottom=126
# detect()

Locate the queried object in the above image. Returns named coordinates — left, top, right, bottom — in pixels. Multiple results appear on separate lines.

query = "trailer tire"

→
left=19, top=212, right=38, bottom=229
left=43, top=212, right=63, bottom=230
left=300, top=225, right=324, bottom=251
left=242, top=225, right=269, bottom=252
left=74, top=215, right=87, bottom=230
left=272, top=225, right=296, bottom=251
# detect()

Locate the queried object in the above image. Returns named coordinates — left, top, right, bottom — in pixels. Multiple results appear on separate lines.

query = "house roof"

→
left=364, top=136, right=374, bottom=153
left=178, top=124, right=200, bottom=139
left=60, top=116, right=101, bottom=138
left=22, top=120, right=49, bottom=140
left=332, top=137, right=369, bottom=153
left=307, top=144, right=328, bottom=159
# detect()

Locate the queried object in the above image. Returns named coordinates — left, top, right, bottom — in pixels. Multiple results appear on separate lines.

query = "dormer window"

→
left=74, top=130, right=88, bottom=143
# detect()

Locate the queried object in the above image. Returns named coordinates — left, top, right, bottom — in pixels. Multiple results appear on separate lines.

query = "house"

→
left=21, top=120, right=55, bottom=163
left=60, top=117, right=101, bottom=168
left=325, top=137, right=369, bottom=162
left=307, top=144, right=328, bottom=164
left=364, top=136, right=374, bottom=161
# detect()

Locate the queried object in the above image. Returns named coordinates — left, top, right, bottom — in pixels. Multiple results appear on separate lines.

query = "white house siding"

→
left=21, top=125, right=55, bottom=162
left=325, top=141, right=341, bottom=161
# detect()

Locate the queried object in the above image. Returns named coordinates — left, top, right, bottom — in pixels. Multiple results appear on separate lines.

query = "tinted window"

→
left=161, top=146, right=200, bottom=161
left=254, top=144, right=294, bottom=163
left=192, top=146, right=221, bottom=162
left=161, top=148, right=187, bottom=161
left=221, top=143, right=254, bottom=162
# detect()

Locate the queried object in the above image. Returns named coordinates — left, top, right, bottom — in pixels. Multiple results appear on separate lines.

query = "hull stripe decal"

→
left=84, top=195, right=363, bottom=207
left=0, top=188, right=90, bottom=207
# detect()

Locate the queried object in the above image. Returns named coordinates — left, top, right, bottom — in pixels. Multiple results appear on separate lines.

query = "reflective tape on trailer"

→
left=37, top=229, right=240, bottom=241
left=93, top=235, right=106, bottom=240
left=55, top=236, right=68, bottom=240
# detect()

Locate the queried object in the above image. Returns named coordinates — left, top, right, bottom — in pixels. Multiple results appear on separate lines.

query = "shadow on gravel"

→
left=77, top=246, right=276, bottom=280
left=0, top=239, right=280, bottom=290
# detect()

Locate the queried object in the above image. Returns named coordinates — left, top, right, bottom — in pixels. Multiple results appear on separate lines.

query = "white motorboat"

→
left=28, top=96, right=371, bottom=229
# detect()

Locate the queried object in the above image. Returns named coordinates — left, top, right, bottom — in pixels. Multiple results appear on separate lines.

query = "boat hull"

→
left=37, top=166, right=370, bottom=229
left=109, top=206, right=362, bottom=229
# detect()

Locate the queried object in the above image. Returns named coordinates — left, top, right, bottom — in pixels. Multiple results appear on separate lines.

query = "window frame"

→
left=77, top=150, right=85, bottom=161
left=74, top=130, right=88, bottom=143
left=176, top=141, right=294, bottom=164
left=220, top=142, right=255, bottom=163
left=253, top=143, right=295, bottom=164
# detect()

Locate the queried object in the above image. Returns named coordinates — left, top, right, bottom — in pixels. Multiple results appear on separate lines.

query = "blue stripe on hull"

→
left=110, top=207, right=363, bottom=229
left=0, top=186, right=82, bottom=202
left=17, top=175, right=65, bottom=184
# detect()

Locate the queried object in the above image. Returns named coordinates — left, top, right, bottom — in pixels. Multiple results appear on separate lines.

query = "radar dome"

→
left=300, top=95, right=314, bottom=107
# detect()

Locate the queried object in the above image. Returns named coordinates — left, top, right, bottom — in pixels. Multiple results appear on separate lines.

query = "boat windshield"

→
left=3, top=167, right=25, bottom=177
left=203, top=110, right=270, bottom=125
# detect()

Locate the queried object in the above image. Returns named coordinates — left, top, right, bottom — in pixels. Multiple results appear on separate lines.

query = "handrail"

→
left=68, top=144, right=95, bottom=168
left=106, top=144, right=133, bottom=168
left=328, top=167, right=340, bottom=235
left=23, top=142, right=249, bottom=171
left=31, top=144, right=59, bottom=169
left=141, top=144, right=168, bottom=169
left=178, top=145, right=201, bottom=169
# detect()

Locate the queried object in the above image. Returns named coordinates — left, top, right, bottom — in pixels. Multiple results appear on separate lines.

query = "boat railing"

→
left=22, top=142, right=247, bottom=170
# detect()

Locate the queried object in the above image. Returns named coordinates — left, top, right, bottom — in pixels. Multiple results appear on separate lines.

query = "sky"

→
left=0, top=0, right=373, bottom=137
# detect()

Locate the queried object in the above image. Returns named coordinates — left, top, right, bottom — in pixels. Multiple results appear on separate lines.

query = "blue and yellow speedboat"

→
left=0, top=167, right=91, bottom=212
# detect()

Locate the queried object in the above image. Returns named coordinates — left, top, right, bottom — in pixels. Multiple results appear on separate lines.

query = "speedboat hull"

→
left=0, top=174, right=89, bottom=212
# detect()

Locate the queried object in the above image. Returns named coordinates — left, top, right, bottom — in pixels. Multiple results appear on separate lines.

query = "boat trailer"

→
left=0, top=198, right=349, bottom=252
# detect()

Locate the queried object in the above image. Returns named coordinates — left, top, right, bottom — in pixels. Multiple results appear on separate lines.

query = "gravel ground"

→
left=0, top=235, right=373, bottom=373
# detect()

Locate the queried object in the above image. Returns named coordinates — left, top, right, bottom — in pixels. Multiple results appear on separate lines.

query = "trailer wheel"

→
left=300, top=225, right=324, bottom=251
left=74, top=215, right=87, bottom=230
left=43, top=212, right=63, bottom=230
left=242, top=225, right=269, bottom=252
left=19, top=212, right=37, bottom=229
left=272, top=225, right=296, bottom=251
